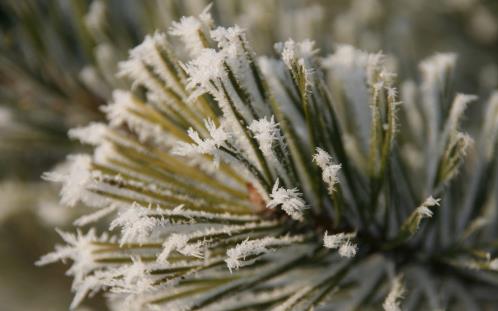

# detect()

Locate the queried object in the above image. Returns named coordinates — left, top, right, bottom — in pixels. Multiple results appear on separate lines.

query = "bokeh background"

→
left=0, top=0, right=497, bottom=310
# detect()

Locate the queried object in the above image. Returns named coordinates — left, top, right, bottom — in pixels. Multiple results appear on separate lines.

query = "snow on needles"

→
left=267, top=179, right=308, bottom=221
left=313, top=148, right=342, bottom=194
left=248, top=115, right=282, bottom=157
left=173, top=118, right=229, bottom=167
left=169, top=4, right=213, bottom=57
left=42, top=155, right=93, bottom=207
left=323, top=231, right=357, bottom=258
left=225, top=236, right=304, bottom=272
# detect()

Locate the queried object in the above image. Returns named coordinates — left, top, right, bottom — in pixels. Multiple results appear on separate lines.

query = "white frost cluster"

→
left=102, top=90, right=138, bottom=127
left=117, top=257, right=154, bottom=294
left=225, top=236, right=303, bottom=272
left=82, top=257, right=154, bottom=309
left=120, top=31, right=183, bottom=96
left=173, top=119, right=229, bottom=167
left=101, top=90, right=175, bottom=146
left=110, top=203, right=160, bottom=246
left=42, top=155, right=93, bottom=207
left=118, top=47, right=164, bottom=97
left=267, top=179, right=308, bottom=221
left=248, top=116, right=283, bottom=156
left=211, top=25, right=269, bottom=116
left=323, top=231, right=357, bottom=258
left=69, top=122, right=108, bottom=146
left=183, top=48, right=227, bottom=101
left=36, top=229, right=102, bottom=305
left=382, top=276, right=405, bottom=311
left=157, top=233, right=204, bottom=263
left=169, top=5, right=213, bottom=57
left=416, top=196, right=441, bottom=218
left=210, top=25, right=246, bottom=50
left=276, top=39, right=317, bottom=70
left=313, top=148, right=342, bottom=194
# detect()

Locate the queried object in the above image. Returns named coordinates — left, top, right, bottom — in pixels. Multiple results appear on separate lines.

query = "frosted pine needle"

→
left=110, top=203, right=160, bottom=246
left=225, top=235, right=304, bottom=272
left=416, top=196, right=441, bottom=218
left=248, top=116, right=282, bottom=156
left=158, top=233, right=204, bottom=263
left=338, top=241, right=358, bottom=258
left=323, top=231, right=357, bottom=258
left=42, top=155, right=94, bottom=207
left=313, top=148, right=342, bottom=194
left=39, top=5, right=498, bottom=310
left=267, top=179, right=308, bottom=221
left=383, top=276, right=405, bottom=311
left=169, top=5, right=213, bottom=57
left=173, top=119, right=229, bottom=167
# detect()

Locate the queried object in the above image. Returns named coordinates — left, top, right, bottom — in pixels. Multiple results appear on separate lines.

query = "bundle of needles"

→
left=40, top=7, right=498, bottom=311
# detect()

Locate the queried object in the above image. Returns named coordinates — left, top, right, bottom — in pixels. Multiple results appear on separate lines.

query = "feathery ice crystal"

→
left=40, top=6, right=498, bottom=311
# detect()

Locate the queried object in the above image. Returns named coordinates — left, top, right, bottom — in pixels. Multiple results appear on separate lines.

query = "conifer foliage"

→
left=40, top=6, right=498, bottom=311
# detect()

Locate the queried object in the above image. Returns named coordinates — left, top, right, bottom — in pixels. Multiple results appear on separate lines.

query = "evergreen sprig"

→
left=39, top=6, right=498, bottom=311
